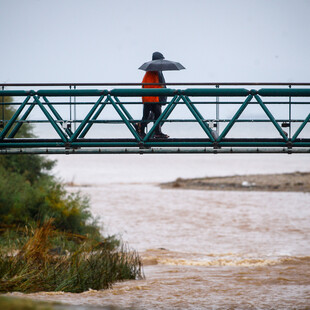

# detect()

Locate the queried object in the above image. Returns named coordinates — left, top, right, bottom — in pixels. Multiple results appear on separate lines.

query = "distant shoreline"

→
left=160, top=172, right=310, bottom=192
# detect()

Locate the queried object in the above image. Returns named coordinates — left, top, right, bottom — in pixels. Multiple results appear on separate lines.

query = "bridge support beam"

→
left=0, top=147, right=309, bottom=155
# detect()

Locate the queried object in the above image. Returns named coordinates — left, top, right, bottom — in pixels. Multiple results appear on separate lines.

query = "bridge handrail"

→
left=2, top=88, right=310, bottom=97
left=1, top=82, right=310, bottom=87
left=258, top=89, right=310, bottom=97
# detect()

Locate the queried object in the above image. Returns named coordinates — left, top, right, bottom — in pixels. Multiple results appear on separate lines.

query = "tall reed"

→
left=0, top=221, right=143, bottom=293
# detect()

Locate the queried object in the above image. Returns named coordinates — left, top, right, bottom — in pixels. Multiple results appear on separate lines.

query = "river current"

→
left=9, top=154, right=310, bottom=309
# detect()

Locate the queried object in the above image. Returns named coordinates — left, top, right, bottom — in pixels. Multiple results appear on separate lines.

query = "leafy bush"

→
left=0, top=99, right=100, bottom=237
left=0, top=168, right=100, bottom=237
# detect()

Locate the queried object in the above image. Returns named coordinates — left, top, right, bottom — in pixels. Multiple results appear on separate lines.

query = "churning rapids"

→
left=8, top=154, right=310, bottom=309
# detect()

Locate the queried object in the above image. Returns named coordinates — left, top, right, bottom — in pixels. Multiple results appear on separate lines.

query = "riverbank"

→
left=160, top=172, right=310, bottom=192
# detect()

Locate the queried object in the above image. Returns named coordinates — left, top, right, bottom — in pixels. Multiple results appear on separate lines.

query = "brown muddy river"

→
left=8, top=154, right=310, bottom=309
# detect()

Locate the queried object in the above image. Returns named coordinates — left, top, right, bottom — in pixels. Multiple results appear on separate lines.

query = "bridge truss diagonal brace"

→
left=42, top=96, right=73, bottom=138
left=69, top=95, right=105, bottom=142
left=107, top=95, right=142, bottom=142
left=217, top=94, right=253, bottom=141
left=180, top=95, right=215, bottom=142
left=72, top=95, right=142, bottom=142
left=33, top=95, right=68, bottom=142
left=291, top=113, right=310, bottom=142
left=79, top=97, right=110, bottom=138
left=8, top=100, right=36, bottom=139
left=254, top=94, right=289, bottom=141
left=0, top=95, right=31, bottom=140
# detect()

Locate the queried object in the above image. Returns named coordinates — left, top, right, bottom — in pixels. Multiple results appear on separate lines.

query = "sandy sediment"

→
left=160, top=172, right=310, bottom=192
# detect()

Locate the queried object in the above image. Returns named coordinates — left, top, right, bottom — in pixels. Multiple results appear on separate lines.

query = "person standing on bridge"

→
left=138, top=52, right=169, bottom=139
left=137, top=52, right=185, bottom=138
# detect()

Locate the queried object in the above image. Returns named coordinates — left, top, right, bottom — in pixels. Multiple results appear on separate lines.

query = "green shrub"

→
left=0, top=100, right=101, bottom=237
left=0, top=166, right=100, bottom=238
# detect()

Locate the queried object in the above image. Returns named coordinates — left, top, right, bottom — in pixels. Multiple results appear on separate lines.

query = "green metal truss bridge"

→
left=1, top=83, right=310, bottom=154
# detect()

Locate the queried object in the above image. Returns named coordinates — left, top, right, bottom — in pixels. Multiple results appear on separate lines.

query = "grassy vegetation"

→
left=0, top=296, right=54, bottom=310
left=0, top=221, right=143, bottom=293
left=0, top=296, right=127, bottom=310
left=0, top=99, right=143, bottom=293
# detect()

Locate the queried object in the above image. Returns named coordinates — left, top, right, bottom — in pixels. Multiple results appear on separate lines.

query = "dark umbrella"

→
left=139, top=59, right=185, bottom=71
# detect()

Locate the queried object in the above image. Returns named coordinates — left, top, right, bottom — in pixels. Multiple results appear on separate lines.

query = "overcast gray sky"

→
left=1, top=0, right=310, bottom=84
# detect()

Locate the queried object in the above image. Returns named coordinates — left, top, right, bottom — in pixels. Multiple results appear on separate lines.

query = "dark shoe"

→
left=133, top=123, right=141, bottom=133
left=154, top=133, right=169, bottom=139
left=134, top=123, right=145, bottom=138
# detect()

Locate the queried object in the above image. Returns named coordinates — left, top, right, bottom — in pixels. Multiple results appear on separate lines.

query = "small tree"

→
left=0, top=96, right=55, bottom=184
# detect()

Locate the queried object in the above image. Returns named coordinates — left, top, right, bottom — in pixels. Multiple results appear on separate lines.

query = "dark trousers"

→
left=141, top=103, right=162, bottom=134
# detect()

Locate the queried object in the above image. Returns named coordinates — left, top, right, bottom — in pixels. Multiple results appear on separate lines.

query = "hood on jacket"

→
left=152, top=52, right=165, bottom=60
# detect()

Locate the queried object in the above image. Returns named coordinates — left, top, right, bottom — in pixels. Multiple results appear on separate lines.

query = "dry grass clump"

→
left=0, top=221, right=143, bottom=293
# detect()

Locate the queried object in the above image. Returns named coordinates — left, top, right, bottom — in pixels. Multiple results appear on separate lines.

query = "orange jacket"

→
left=142, top=71, right=162, bottom=103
